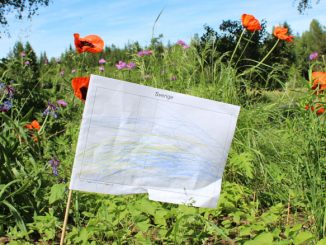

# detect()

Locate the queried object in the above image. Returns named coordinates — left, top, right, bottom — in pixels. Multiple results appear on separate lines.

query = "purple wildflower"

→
left=176, top=40, right=189, bottom=49
left=127, top=62, right=136, bottom=70
left=71, top=69, right=76, bottom=73
left=309, top=52, right=318, bottom=61
left=5, top=85, right=15, bottom=98
left=116, top=61, right=127, bottom=70
left=170, top=75, right=177, bottom=81
left=177, top=40, right=186, bottom=46
left=60, top=70, right=65, bottom=76
left=49, top=158, right=60, bottom=176
left=137, top=50, right=153, bottom=57
left=0, top=100, right=12, bottom=112
left=0, top=83, right=14, bottom=98
left=145, top=50, right=153, bottom=55
left=57, top=99, right=68, bottom=107
left=99, top=58, right=106, bottom=64
left=99, top=66, right=105, bottom=72
left=20, top=51, right=26, bottom=57
left=24, top=61, right=30, bottom=65
left=43, top=102, right=58, bottom=118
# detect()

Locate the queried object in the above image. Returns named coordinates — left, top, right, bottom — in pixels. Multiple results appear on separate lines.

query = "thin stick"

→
left=287, top=195, right=291, bottom=225
left=60, top=189, right=73, bottom=245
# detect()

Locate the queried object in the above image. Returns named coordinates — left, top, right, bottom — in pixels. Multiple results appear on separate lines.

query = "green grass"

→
left=0, top=41, right=325, bottom=244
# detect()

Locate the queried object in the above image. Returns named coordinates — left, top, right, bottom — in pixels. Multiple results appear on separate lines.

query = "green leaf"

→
left=229, top=151, right=254, bottom=179
left=177, top=205, right=197, bottom=215
left=284, top=224, right=302, bottom=238
left=251, top=224, right=266, bottom=232
left=273, top=240, right=292, bottom=245
left=261, top=211, right=281, bottom=225
left=134, top=199, right=157, bottom=216
left=44, top=229, right=55, bottom=241
left=136, top=221, right=151, bottom=232
left=7, top=241, right=20, bottom=245
left=0, top=179, right=21, bottom=199
left=48, top=183, right=66, bottom=204
left=133, top=214, right=148, bottom=223
left=135, top=231, right=151, bottom=244
left=154, top=209, right=168, bottom=226
left=244, top=232, right=274, bottom=245
left=221, top=219, right=232, bottom=228
left=316, top=238, right=326, bottom=245
left=231, top=211, right=242, bottom=224
left=73, top=228, right=90, bottom=244
left=239, top=226, right=252, bottom=237
left=2, top=200, right=27, bottom=233
left=294, top=231, right=314, bottom=245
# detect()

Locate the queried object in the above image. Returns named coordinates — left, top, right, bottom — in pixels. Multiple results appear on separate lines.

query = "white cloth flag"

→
left=70, top=75, right=240, bottom=208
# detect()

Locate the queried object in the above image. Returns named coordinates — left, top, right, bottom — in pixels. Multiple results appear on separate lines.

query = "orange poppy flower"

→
left=305, top=104, right=312, bottom=111
left=311, top=71, right=326, bottom=91
left=273, top=26, right=294, bottom=42
left=241, top=14, right=262, bottom=32
left=72, top=77, right=90, bottom=101
left=305, top=104, right=325, bottom=116
left=25, top=120, right=41, bottom=142
left=74, top=33, right=104, bottom=53
left=25, top=120, right=41, bottom=131
left=316, top=107, right=325, bottom=116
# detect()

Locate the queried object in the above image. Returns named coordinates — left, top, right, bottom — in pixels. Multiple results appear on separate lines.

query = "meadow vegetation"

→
left=0, top=16, right=325, bottom=244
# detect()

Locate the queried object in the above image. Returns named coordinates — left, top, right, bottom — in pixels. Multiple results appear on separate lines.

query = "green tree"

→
left=25, top=42, right=40, bottom=79
left=198, top=20, right=269, bottom=66
left=0, top=0, right=50, bottom=36
left=295, top=19, right=326, bottom=77
left=218, top=19, right=268, bottom=66
left=11, top=41, right=25, bottom=58
left=301, top=19, right=326, bottom=54
left=296, top=0, right=321, bottom=13
left=39, top=51, right=49, bottom=66
left=198, top=20, right=296, bottom=89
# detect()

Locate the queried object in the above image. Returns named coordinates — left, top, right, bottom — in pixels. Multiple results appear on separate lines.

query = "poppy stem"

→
left=239, top=39, right=280, bottom=78
left=229, top=29, right=245, bottom=65
left=251, top=39, right=279, bottom=71
left=0, top=93, right=5, bottom=103
left=39, top=114, right=49, bottom=135
left=81, top=53, right=86, bottom=73
left=235, top=32, right=255, bottom=67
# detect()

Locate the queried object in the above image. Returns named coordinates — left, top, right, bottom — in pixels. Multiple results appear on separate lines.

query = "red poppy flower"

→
left=305, top=104, right=313, bottom=111
left=273, top=27, right=294, bottom=42
left=74, top=33, right=104, bottom=53
left=25, top=120, right=41, bottom=142
left=311, top=71, right=326, bottom=91
left=72, top=77, right=90, bottom=101
left=25, top=120, right=41, bottom=131
left=241, top=14, right=262, bottom=32
left=316, top=107, right=325, bottom=116
left=305, top=104, right=325, bottom=116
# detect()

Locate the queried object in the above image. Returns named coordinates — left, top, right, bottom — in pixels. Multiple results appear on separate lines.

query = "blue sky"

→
left=0, top=0, right=325, bottom=58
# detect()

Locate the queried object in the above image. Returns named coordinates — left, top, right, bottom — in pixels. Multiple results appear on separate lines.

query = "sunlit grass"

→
left=0, top=34, right=325, bottom=244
